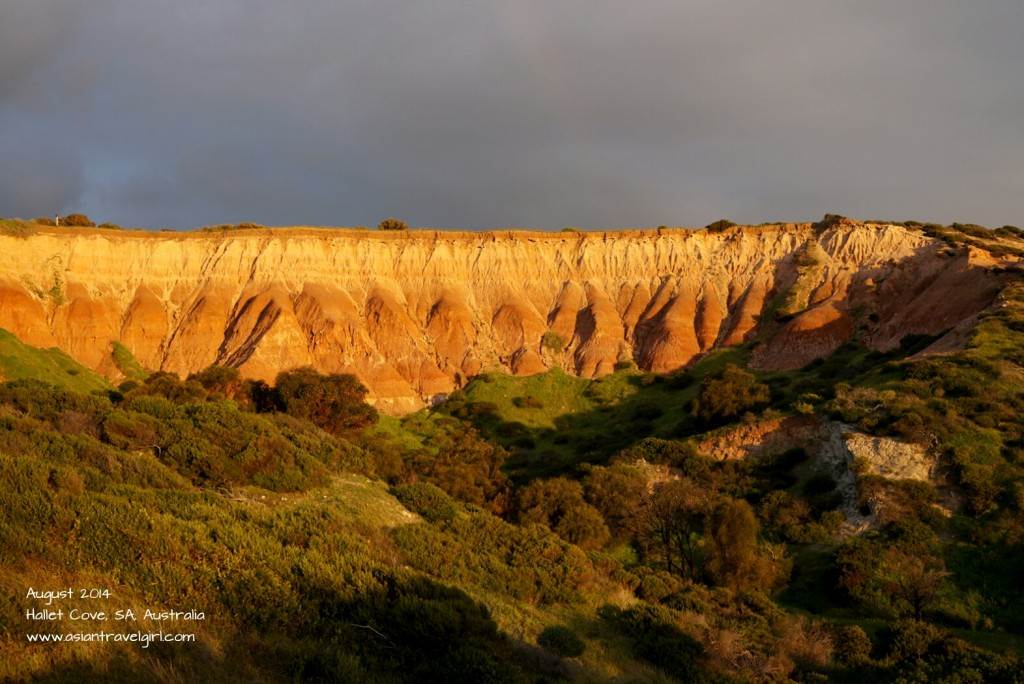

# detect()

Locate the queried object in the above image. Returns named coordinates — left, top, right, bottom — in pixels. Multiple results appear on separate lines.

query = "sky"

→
left=1, top=1, right=1022, bottom=230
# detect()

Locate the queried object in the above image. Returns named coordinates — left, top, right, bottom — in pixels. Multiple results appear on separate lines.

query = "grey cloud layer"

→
left=1, top=0, right=1022, bottom=229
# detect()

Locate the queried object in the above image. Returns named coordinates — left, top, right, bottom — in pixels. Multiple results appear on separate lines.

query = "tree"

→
left=188, top=365, right=242, bottom=399
left=273, top=367, right=378, bottom=433
left=706, top=499, right=784, bottom=592
left=517, top=477, right=610, bottom=549
left=553, top=504, right=610, bottom=550
left=404, top=419, right=512, bottom=513
left=62, top=213, right=95, bottom=227
left=378, top=217, right=409, bottom=231
left=639, top=478, right=711, bottom=578
left=243, top=379, right=278, bottom=413
left=838, top=542, right=950, bottom=620
left=693, top=364, right=769, bottom=426
left=707, top=499, right=757, bottom=588
left=128, top=371, right=207, bottom=403
left=583, top=463, right=648, bottom=537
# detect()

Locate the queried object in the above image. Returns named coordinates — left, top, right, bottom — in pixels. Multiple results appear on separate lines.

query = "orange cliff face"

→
left=0, top=221, right=1016, bottom=413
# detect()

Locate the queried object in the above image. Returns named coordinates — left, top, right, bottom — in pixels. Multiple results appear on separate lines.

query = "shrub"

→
left=127, top=371, right=207, bottom=403
left=950, top=222, right=990, bottom=238
left=705, top=219, right=736, bottom=232
left=512, top=395, right=543, bottom=409
left=518, top=477, right=610, bottom=549
left=837, top=538, right=951, bottom=620
left=706, top=499, right=787, bottom=592
left=62, top=213, right=95, bottom=227
left=0, top=219, right=35, bottom=237
left=878, top=619, right=945, bottom=662
left=101, top=410, right=159, bottom=450
left=776, top=615, right=835, bottom=671
left=693, top=364, right=770, bottom=426
left=994, top=225, right=1023, bottom=238
left=378, top=217, right=409, bottom=231
left=392, top=512, right=594, bottom=604
left=537, top=625, right=585, bottom=658
left=815, top=214, right=850, bottom=230
left=401, top=418, right=511, bottom=512
left=707, top=499, right=758, bottom=584
left=633, top=567, right=684, bottom=603
left=583, top=463, right=648, bottom=536
left=391, top=482, right=459, bottom=522
left=833, top=625, right=872, bottom=664
left=273, top=367, right=378, bottom=434
left=600, top=604, right=706, bottom=680
left=540, top=331, right=566, bottom=353
left=188, top=365, right=242, bottom=398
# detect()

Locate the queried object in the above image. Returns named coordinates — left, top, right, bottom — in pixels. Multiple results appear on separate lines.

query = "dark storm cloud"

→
left=1, top=1, right=1022, bottom=229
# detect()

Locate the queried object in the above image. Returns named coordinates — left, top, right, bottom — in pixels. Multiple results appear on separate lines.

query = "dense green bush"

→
left=537, top=625, right=585, bottom=658
left=706, top=498, right=787, bottom=592
left=126, top=370, right=207, bottom=402
left=540, top=331, right=566, bottom=353
left=517, top=477, right=610, bottom=549
left=582, top=463, right=647, bottom=537
left=273, top=367, right=379, bottom=434
left=187, top=364, right=243, bottom=398
left=693, top=364, right=770, bottom=426
left=400, top=418, right=511, bottom=512
left=0, top=378, right=370, bottom=492
left=833, top=625, right=873, bottom=665
left=391, top=482, right=460, bottom=522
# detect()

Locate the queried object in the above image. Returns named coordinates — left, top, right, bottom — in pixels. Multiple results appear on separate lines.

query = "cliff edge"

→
left=0, top=220, right=1017, bottom=412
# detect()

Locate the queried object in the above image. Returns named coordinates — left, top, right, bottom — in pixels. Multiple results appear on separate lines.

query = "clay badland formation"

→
left=0, top=218, right=1018, bottom=412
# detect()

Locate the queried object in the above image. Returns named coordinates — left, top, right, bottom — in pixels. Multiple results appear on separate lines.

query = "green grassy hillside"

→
left=0, top=329, right=111, bottom=392
left=110, top=341, right=149, bottom=381
left=445, top=349, right=748, bottom=479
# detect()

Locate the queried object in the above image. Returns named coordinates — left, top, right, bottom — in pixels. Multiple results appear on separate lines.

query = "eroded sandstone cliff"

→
left=0, top=220, right=1014, bottom=412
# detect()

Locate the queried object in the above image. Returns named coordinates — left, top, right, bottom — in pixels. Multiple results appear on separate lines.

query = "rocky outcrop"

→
left=699, top=415, right=939, bottom=533
left=816, top=422, right=937, bottom=533
left=697, top=415, right=821, bottom=461
left=0, top=221, right=1015, bottom=412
